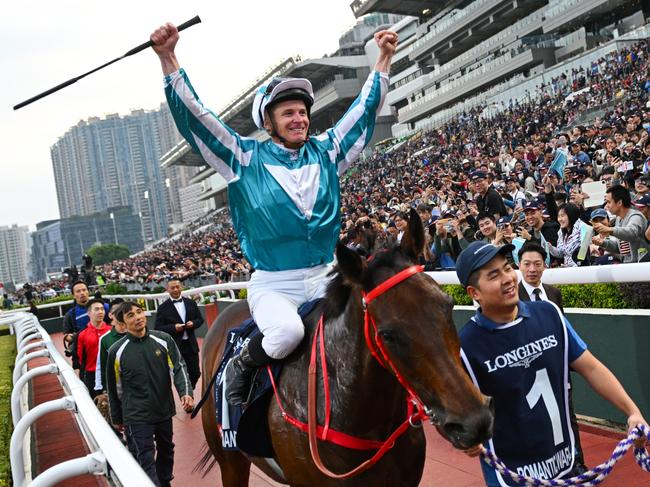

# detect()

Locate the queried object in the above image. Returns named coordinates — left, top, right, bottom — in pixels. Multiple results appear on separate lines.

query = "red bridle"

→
left=268, top=264, right=432, bottom=479
left=361, top=265, right=431, bottom=415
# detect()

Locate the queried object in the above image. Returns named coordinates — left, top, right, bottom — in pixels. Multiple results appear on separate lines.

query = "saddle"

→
left=210, top=299, right=321, bottom=457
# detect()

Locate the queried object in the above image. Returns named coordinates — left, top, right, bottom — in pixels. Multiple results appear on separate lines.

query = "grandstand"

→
left=7, top=1, right=649, bottom=297
left=160, top=0, right=648, bottom=212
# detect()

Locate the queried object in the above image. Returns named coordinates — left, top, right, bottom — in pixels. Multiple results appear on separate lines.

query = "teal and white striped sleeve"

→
left=317, top=71, right=388, bottom=176
left=164, top=69, right=255, bottom=184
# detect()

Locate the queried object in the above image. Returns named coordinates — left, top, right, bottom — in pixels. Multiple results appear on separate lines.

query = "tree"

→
left=87, top=243, right=130, bottom=266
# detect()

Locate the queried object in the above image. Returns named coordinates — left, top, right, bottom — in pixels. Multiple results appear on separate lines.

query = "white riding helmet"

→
left=252, top=77, right=315, bottom=130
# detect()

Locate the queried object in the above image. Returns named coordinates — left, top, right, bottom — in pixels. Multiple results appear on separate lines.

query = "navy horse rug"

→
left=211, top=300, right=321, bottom=458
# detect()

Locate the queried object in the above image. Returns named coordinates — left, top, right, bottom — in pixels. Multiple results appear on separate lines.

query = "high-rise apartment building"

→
left=0, top=224, right=31, bottom=286
left=31, top=206, right=144, bottom=281
left=51, top=104, right=197, bottom=242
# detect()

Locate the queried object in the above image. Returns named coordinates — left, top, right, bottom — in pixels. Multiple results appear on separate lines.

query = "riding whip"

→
left=13, top=15, right=201, bottom=110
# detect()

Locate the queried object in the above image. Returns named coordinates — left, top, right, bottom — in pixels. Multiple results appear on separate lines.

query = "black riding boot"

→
left=224, top=333, right=270, bottom=406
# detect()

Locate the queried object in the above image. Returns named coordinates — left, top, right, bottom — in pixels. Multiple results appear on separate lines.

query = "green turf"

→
left=0, top=334, right=16, bottom=486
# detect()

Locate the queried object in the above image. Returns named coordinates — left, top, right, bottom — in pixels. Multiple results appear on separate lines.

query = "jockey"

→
left=150, top=23, right=398, bottom=405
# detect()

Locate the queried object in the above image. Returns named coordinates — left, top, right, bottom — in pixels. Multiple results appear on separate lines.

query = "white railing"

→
left=4, top=312, right=154, bottom=487
left=426, top=262, right=650, bottom=285
left=7, top=281, right=248, bottom=319
left=5, top=263, right=650, bottom=316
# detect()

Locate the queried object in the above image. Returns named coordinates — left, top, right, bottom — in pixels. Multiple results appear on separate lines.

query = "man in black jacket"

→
left=472, top=171, right=507, bottom=219
left=517, top=242, right=588, bottom=474
left=154, top=279, right=203, bottom=388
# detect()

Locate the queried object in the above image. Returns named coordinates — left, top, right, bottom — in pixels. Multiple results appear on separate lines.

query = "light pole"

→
left=138, top=211, right=145, bottom=249
left=109, top=212, right=118, bottom=244
left=165, top=177, right=176, bottom=224
left=144, top=190, right=152, bottom=242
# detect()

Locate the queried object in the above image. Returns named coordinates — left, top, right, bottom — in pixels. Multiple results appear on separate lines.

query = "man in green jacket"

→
left=106, top=302, right=194, bottom=487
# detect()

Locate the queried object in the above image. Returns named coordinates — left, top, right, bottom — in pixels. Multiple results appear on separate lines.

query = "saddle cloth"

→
left=215, top=299, right=321, bottom=457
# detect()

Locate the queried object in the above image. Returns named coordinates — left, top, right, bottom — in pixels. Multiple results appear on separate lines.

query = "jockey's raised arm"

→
left=150, top=21, right=398, bottom=409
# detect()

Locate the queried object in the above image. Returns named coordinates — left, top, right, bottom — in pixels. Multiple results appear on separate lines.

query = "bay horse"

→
left=198, top=209, right=493, bottom=486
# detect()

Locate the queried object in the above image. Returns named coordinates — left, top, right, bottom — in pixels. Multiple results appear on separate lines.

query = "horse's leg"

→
left=200, top=370, right=253, bottom=486
left=199, top=300, right=255, bottom=487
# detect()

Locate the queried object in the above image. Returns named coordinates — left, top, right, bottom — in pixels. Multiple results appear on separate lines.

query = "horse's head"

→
left=333, top=208, right=493, bottom=450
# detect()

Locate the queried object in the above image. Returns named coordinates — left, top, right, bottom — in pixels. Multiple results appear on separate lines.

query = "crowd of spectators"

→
left=337, top=41, right=650, bottom=268
left=6, top=41, right=650, bottom=304
left=97, top=209, right=251, bottom=286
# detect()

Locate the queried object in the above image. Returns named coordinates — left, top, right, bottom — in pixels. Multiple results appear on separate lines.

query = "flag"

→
left=577, top=223, right=593, bottom=261
left=511, top=237, right=527, bottom=267
left=539, top=233, right=551, bottom=267
left=549, top=148, right=568, bottom=181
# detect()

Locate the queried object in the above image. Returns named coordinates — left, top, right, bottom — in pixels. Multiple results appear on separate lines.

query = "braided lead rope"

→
left=480, top=424, right=649, bottom=486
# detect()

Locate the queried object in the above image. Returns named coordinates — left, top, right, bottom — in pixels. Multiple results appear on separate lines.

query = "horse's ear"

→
left=335, top=242, right=367, bottom=285
left=400, top=208, right=425, bottom=261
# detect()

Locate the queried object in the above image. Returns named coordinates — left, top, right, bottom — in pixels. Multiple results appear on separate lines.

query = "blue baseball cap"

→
left=590, top=208, right=609, bottom=220
left=523, top=201, right=540, bottom=211
left=470, top=171, right=487, bottom=181
left=456, top=242, right=515, bottom=287
left=496, top=215, right=512, bottom=226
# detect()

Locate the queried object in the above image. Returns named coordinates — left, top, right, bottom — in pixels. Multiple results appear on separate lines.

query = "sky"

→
left=0, top=0, right=360, bottom=230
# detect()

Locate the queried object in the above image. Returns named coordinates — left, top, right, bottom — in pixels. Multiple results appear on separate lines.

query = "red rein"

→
left=268, top=265, right=430, bottom=478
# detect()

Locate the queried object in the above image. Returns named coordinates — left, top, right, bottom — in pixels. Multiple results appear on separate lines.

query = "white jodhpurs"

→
left=247, top=263, right=333, bottom=360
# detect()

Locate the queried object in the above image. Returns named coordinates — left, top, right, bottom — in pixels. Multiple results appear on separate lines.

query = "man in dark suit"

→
left=517, top=242, right=564, bottom=312
left=155, top=279, right=203, bottom=389
left=517, top=242, right=587, bottom=473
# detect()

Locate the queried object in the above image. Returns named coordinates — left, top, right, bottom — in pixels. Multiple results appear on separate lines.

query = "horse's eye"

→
left=378, top=329, right=398, bottom=343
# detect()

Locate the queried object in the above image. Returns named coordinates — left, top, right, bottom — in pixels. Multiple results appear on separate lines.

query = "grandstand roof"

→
left=224, top=56, right=368, bottom=135
left=350, top=0, right=470, bottom=19
left=161, top=140, right=204, bottom=169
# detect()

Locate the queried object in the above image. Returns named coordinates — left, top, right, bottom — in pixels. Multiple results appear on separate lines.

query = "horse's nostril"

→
left=444, top=405, right=494, bottom=446
left=443, top=421, right=466, bottom=442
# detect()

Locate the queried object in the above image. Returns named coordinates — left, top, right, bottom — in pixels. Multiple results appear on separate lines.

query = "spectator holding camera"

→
left=592, top=185, right=649, bottom=262
left=631, top=194, right=650, bottom=262
left=588, top=208, right=620, bottom=265
left=434, top=213, right=462, bottom=267
left=493, top=216, right=517, bottom=246
left=518, top=201, right=560, bottom=247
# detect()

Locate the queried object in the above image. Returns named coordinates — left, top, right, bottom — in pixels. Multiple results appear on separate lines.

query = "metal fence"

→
left=4, top=312, right=154, bottom=487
